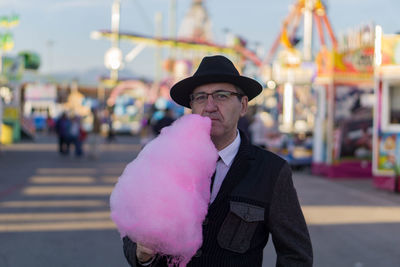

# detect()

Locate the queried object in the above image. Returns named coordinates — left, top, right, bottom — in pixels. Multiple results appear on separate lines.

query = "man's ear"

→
left=240, top=96, right=248, bottom=117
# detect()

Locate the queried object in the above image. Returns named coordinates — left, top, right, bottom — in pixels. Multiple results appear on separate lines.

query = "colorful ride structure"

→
left=260, top=0, right=337, bottom=167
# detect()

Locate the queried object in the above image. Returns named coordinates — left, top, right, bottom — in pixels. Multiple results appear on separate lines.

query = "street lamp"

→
left=105, top=0, right=121, bottom=81
left=104, top=47, right=123, bottom=71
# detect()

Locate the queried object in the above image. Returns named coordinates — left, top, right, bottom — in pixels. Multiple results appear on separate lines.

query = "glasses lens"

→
left=191, top=93, right=207, bottom=103
left=213, top=91, right=231, bottom=101
left=191, top=91, right=241, bottom=104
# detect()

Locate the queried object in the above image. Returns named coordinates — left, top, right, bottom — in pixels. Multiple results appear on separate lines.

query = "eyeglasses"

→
left=190, top=90, right=244, bottom=105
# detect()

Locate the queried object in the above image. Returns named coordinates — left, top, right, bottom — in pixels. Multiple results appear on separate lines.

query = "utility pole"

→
left=303, top=0, right=315, bottom=61
left=169, top=0, right=176, bottom=39
left=110, top=0, right=121, bottom=81
left=169, top=0, right=177, bottom=59
left=154, top=12, right=163, bottom=98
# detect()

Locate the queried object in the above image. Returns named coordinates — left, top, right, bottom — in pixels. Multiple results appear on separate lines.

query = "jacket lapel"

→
left=209, top=130, right=254, bottom=210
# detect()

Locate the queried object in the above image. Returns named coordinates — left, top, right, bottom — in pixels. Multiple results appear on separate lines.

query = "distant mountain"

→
left=47, top=67, right=151, bottom=86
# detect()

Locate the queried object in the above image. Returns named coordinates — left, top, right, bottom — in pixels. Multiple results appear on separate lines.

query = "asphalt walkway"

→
left=0, top=134, right=399, bottom=267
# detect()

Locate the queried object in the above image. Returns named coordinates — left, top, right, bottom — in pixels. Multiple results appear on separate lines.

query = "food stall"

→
left=23, top=83, right=58, bottom=131
left=372, top=28, right=400, bottom=192
left=312, top=24, right=375, bottom=177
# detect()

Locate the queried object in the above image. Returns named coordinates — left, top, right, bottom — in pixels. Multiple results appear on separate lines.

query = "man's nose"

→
left=204, top=95, right=217, bottom=110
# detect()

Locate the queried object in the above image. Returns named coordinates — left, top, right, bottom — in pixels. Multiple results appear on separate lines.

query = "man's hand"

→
left=136, top=243, right=156, bottom=263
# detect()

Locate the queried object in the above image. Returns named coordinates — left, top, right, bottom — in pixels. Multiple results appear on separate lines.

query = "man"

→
left=122, top=55, right=313, bottom=266
left=88, top=108, right=102, bottom=159
left=152, top=108, right=175, bottom=136
left=55, top=112, right=71, bottom=155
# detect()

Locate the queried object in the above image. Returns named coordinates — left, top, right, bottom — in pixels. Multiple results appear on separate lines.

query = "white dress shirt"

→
left=210, top=130, right=241, bottom=203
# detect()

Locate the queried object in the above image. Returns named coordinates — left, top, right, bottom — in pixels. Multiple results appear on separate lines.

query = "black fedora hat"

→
left=170, top=55, right=262, bottom=108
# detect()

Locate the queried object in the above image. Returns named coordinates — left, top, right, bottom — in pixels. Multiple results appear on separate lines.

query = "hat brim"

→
left=170, top=74, right=262, bottom=108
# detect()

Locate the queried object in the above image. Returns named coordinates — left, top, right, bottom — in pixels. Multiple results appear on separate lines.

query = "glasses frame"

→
left=189, top=90, right=244, bottom=105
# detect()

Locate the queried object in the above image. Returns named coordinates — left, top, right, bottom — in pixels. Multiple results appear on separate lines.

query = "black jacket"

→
left=123, top=132, right=313, bottom=266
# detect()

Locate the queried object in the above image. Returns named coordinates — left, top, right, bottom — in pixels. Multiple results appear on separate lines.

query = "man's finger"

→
left=137, top=243, right=155, bottom=255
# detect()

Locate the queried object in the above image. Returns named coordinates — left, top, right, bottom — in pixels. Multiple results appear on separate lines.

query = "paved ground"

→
left=0, top=134, right=400, bottom=267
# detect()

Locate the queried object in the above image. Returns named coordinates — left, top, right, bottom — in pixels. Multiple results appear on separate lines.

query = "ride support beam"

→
left=314, top=13, right=325, bottom=46
left=289, top=7, right=302, bottom=43
left=263, top=3, right=299, bottom=64
left=322, top=14, right=338, bottom=49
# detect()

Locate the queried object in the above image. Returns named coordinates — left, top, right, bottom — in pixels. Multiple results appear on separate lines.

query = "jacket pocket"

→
left=217, top=201, right=265, bottom=253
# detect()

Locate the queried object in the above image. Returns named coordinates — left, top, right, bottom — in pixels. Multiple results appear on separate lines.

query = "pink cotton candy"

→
left=110, top=114, right=218, bottom=266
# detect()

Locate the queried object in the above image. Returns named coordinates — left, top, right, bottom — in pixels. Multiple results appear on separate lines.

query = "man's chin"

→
left=210, top=128, right=223, bottom=138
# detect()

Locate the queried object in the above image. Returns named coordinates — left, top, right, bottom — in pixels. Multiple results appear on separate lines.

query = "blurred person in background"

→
left=88, top=108, right=102, bottom=159
left=152, top=107, right=176, bottom=136
left=139, top=104, right=157, bottom=148
left=237, top=113, right=252, bottom=143
left=249, top=111, right=268, bottom=148
left=46, top=110, right=55, bottom=134
left=69, top=115, right=84, bottom=157
left=105, top=108, right=116, bottom=143
left=55, top=112, right=71, bottom=155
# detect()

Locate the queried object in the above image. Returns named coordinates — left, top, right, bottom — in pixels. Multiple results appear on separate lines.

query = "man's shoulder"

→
left=249, top=144, right=287, bottom=166
left=247, top=145, right=288, bottom=174
left=238, top=130, right=287, bottom=166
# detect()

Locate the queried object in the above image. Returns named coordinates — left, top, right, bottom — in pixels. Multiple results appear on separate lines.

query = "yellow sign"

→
left=3, top=107, right=19, bottom=120
left=0, top=123, right=13, bottom=144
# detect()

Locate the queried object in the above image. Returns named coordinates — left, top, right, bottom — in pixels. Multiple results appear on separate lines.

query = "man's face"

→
left=190, top=83, right=248, bottom=141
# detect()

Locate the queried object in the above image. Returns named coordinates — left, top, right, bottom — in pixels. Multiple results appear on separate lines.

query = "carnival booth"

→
left=23, top=83, right=58, bottom=131
left=106, top=79, right=153, bottom=135
left=266, top=48, right=316, bottom=167
left=312, top=24, right=375, bottom=177
left=372, top=28, right=400, bottom=192
left=0, top=55, right=25, bottom=143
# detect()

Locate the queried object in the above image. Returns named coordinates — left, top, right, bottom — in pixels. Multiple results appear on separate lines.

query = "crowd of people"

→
left=49, top=100, right=307, bottom=165
left=53, top=108, right=113, bottom=158
left=55, top=112, right=84, bottom=156
left=37, top=103, right=178, bottom=159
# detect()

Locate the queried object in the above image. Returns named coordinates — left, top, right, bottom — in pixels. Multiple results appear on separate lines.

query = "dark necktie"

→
left=210, top=157, right=221, bottom=193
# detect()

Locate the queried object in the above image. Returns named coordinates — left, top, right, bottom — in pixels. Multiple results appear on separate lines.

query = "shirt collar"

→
left=218, top=129, right=241, bottom=167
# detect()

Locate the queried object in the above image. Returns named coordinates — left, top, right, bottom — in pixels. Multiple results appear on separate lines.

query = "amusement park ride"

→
left=91, top=0, right=262, bottom=88
left=91, top=0, right=336, bottom=103
left=91, top=0, right=263, bottom=134
left=261, top=0, right=337, bottom=131
left=257, top=0, right=339, bottom=166
left=264, top=0, right=337, bottom=65
left=90, top=0, right=339, bottom=161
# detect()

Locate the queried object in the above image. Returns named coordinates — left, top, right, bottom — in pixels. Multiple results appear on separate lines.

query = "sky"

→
left=3, top=0, right=400, bottom=81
